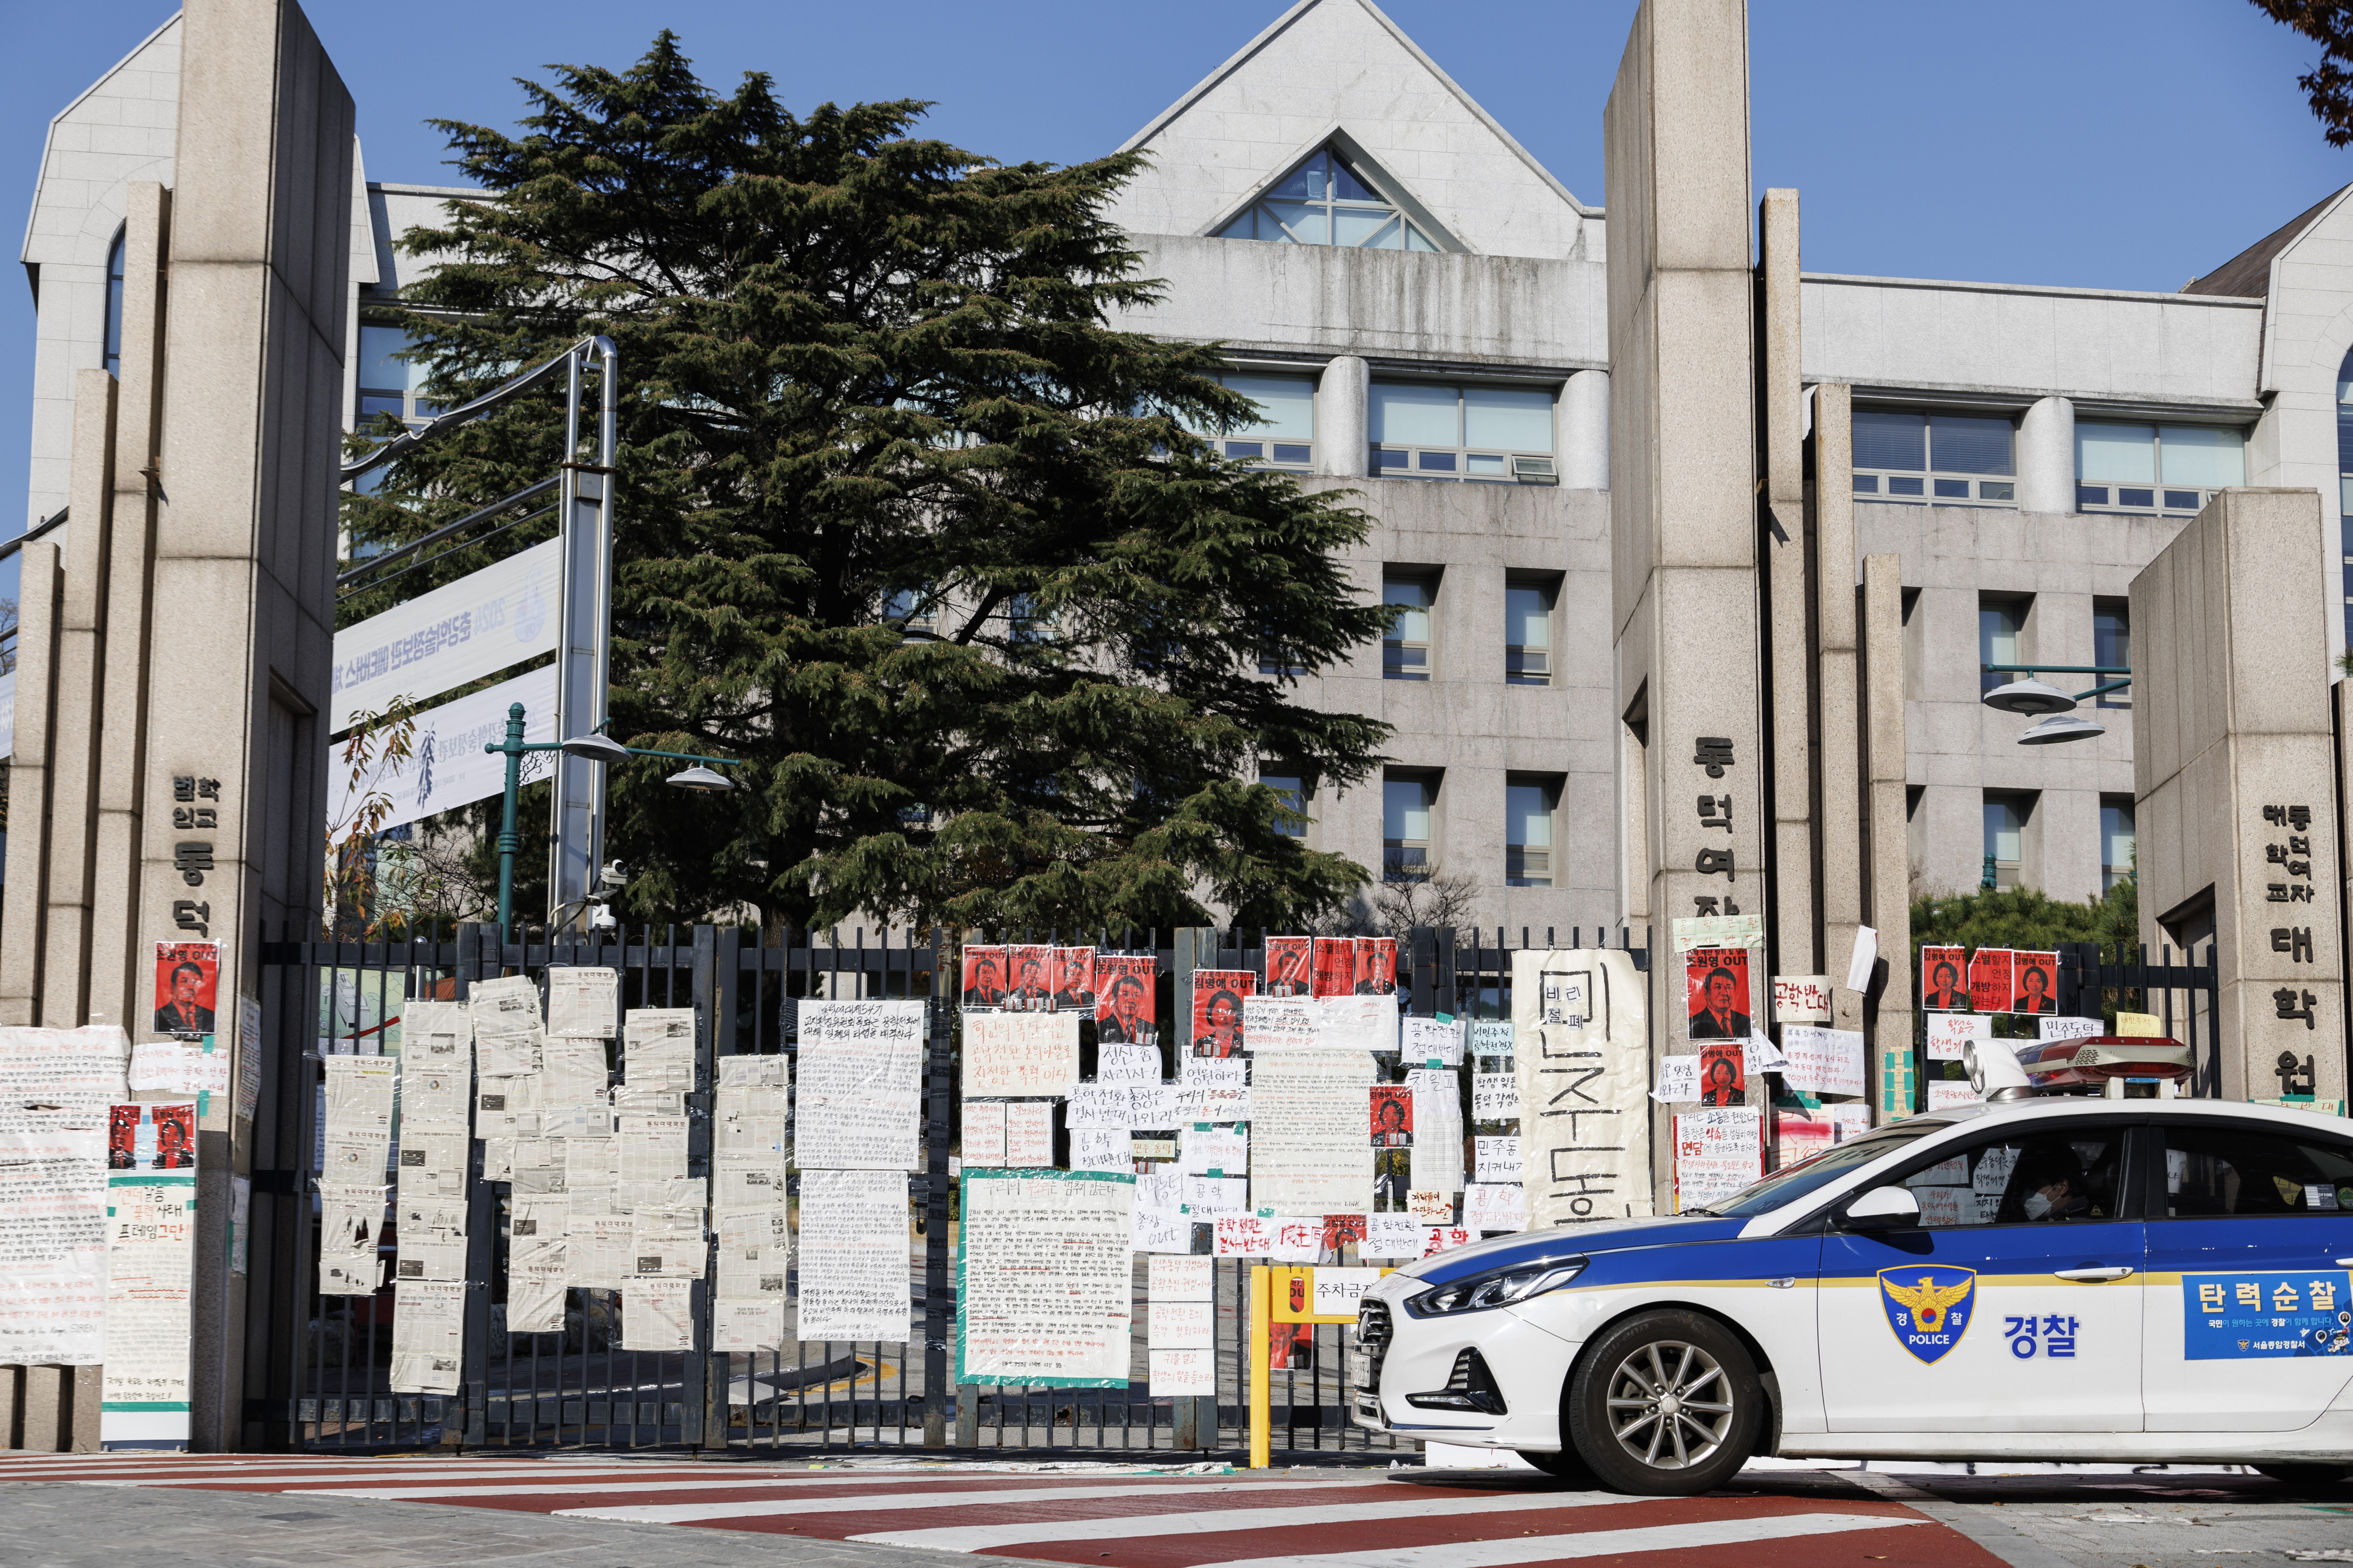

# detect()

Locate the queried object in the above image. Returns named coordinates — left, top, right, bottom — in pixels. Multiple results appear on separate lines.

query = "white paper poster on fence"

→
left=328, top=663, right=558, bottom=835
left=1673, top=1107, right=1762, bottom=1212
left=798, top=1169, right=911, bottom=1343
left=796, top=1000, right=926, bottom=1170
left=100, top=1106, right=198, bottom=1446
left=0, top=1025, right=131, bottom=1110
left=389, top=1279, right=466, bottom=1394
left=958, top=1169, right=1136, bottom=1387
left=1780, top=1025, right=1866, bottom=1097
left=963, top=1012, right=1080, bottom=1097
left=330, top=536, right=559, bottom=732
left=0, top=1119, right=109, bottom=1365
left=1512, top=949, right=1651, bottom=1223
left=1249, top=1048, right=1375, bottom=1215
left=1925, top=1013, right=1988, bottom=1062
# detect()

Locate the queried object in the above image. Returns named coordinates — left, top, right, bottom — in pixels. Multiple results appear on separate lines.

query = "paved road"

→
left=0, top=1452, right=2344, bottom=1568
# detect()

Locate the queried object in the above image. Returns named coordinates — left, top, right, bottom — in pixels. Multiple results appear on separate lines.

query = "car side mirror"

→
left=1844, top=1185, right=1921, bottom=1229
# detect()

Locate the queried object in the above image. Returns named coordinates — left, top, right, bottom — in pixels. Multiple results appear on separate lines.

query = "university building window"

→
left=2338, top=348, right=2353, bottom=650
left=2075, top=421, right=2244, bottom=515
left=1505, top=777, right=1557, bottom=888
left=1505, top=579, right=1554, bottom=685
left=1980, top=595, right=2027, bottom=696
left=103, top=225, right=125, bottom=378
left=357, top=323, right=444, bottom=426
left=1383, top=573, right=1434, bottom=680
left=1261, top=771, right=1309, bottom=839
left=2102, top=798, right=2135, bottom=892
left=1209, top=372, right=1314, bottom=471
left=1384, top=773, right=1436, bottom=881
left=1851, top=409, right=2015, bottom=505
left=2093, top=600, right=2129, bottom=710
left=1370, top=382, right=1557, bottom=483
left=1216, top=145, right=1442, bottom=252
left=1984, top=793, right=2028, bottom=890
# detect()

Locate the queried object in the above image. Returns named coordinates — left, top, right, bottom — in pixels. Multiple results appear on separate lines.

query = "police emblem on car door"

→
left=1879, top=1266, right=1976, bottom=1363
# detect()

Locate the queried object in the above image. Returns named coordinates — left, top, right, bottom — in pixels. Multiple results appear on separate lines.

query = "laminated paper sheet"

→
left=1097, top=1044, right=1161, bottom=1085
left=714, top=1150, right=786, bottom=1210
left=400, top=1060, right=472, bottom=1134
left=798, top=1169, right=910, bottom=1343
left=508, top=1196, right=566, bottom=1268
left=963, top=1012, right=1080, bottom=1097
left=1149, top=1254, right=1213, bottom=1300
left=389, top=1279, right=465, bottom=1394
left=1065, top=1083, right=1128, bottom=1130
left=570, top=1212, right=635, bottom=1289
left=0, top=1119, right=108, bottom=1363
left=964, top=1101, right=1006, bottom=1165
left=508, top=1260, right=569, bottom=1334
left=1463, top=1182, right=1527, bottom=1232
left=1781, top=1026, right=1866, bottom=1097
left=797, top=1001, right=925, bottom=1170
left=541, top=1039, right=611, bottom=1106
left=957, top=1169, right=1135, bottom=1386
left=1512, top=948, right=1652, bottom=1224
left=546, top=967, right=619, bottom=1039
left=1474, top=1135, right=1522, bottom=1184
left=394, top=1229, right=465, bottom=1282
left=631, top=1203, right=707, bottom=1279
left=0, top=1025, right=131, bottom=1110
left=100, top=1146, right=197, bottom=1445
left=1248, top=1049, right=1375, bottom=1215
left=622, top=1008, right=695, bottom=1092
left=1149, top=1348, right=1214, bottom=1395
left=621, top=1277, right=696, bottom=1351
left=1006, top=1102, right=1054, bottom=1166
left=1179, top=1125, right=1247, bottom=1176
left=1148, top=1298, right=1213, bottom=1349
left=470, top=975, right=546, bottom=1064
left=1409, top=1067, right=1463, bottom=1196
left=716, top=1297, right=786, bottom=1353
left=616, top=1113, right=689, bottom=1207
left=1132, top=1205, right=1193, bottom=1253
left=402, top=1001, right=472, bottom=1076
left=396, top=1130, right=469, bottom=1205
left=716, top=1205, right=789, bottom=1302
left=1362, top=1213, right=1424, bottom=1260
left=719, top=1053, right=790, bottom=1088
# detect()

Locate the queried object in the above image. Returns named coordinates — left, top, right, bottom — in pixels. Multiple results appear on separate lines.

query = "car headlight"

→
left=1402, top=1255, right=1587, bottom=1317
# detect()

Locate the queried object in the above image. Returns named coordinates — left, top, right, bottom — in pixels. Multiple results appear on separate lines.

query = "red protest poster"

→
left=1919, top=945, right=1968, bottom=1012
left=1264, top=936, right=1313, bottom=997
left=1050, top=947, right=1096, bottom=1012
left=960, top=946, right=1006, bottom=1009
left=1369, top=1086, right=1414, bottom=1146
left=1190, top=970, right=1256, bottom=1057
left=1311, top=938, right=1358, bottom=998
left=152, top=940, right=221, bottom=1039
left=1699, top=1039, right=1744, bottom=1106
left=1004, top=945, right=1054, bottom=1011
left=1354, top=937, right=1398, bottom=995
left=1094, top=955, right=1156, bottom=1045
left=2011, top=950, right=2058, bottom=1015
left=1685, top=946, right=1751, bottom=1039
left=110, top=1101, right=196, bottom=1170
left=1967, top=949, right=2014, bottom=1015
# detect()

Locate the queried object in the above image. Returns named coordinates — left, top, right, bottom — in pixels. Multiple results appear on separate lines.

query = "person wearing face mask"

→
left=2011, top=1149, right=2097, bottom=1222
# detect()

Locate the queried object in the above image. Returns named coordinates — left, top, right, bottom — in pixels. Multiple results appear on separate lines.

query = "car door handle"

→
left=2052, top=1266, right=2135, bottom=1282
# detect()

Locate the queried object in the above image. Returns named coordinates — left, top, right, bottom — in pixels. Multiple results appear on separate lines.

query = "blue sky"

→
left=5, top=0, right=2351, bottom=587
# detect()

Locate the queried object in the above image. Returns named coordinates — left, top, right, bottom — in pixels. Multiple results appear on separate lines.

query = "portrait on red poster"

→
left=1094, top=955, right=1157, bottom=1046
left=1190, top=970, right=1256, bottom=1057
left=1354, top=936, right=1398, bottom=995
left=1699, top=1039, right=1744, bottom=1107
left=153, top=940, right=221, bottom=1039
left=1684, top=947, right=1751, bottom=1039
left=1050, top=946, right=1096, bottom=1013
left=1264, top=937, right=1313, bottom=997
left=2011, top=950, right=2058, bottom=1015
left=1967, top=948, right=2014, bottom=1015
left=1368, top=1086, right=1414, bottom=1147
left=112, top=1102, right=196, bottom=1169
left=1919, top=945, right=1968, bottom=1012
left=961, top=946, right=1006, bottom=1009
left=1003, top=945, right=1054, bottom=1012
left=1311, top=937, right=1357, bottom=998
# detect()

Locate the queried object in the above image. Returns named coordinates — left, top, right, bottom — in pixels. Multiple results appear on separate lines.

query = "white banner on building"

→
left=330, top=538, right=558, bottom=733
left=329, top=663, right=556, bottom=836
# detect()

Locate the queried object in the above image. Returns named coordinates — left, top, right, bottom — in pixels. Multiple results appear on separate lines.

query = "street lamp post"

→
left=482, top=705, right=743, bottom=939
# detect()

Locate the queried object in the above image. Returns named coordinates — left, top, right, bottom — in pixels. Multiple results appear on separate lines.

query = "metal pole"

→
left=549, top=339, right=620, bottom=925
left=496, top=703, right=524, bottom=939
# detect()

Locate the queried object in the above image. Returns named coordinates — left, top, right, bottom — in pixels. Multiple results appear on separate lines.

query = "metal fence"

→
left=258, top=920, right=1649, bottom=1455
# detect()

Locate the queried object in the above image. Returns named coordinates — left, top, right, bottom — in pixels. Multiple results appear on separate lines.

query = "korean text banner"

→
left=1512, top=948, right=1651, bottom=1223
left=328, top=663, right=556, bottom=836
left=329, top=538, right=559, bottom=733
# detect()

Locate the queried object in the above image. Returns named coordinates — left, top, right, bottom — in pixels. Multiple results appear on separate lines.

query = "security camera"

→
left=589, top=902, right=619, bottom=932
left=597, top=859, right=628, bottom=893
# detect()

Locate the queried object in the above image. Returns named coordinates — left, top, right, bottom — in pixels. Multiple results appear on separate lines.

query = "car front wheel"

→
left=1564, top=1309, right=1759, bottom=1496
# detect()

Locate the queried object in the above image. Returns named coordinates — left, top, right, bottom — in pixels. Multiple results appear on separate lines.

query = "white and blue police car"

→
left=1352, top=1040, right=2353, bottom=1494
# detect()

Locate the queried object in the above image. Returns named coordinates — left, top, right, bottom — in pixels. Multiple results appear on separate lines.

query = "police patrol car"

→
left=1352, top=1037, right=2353, bottom=1494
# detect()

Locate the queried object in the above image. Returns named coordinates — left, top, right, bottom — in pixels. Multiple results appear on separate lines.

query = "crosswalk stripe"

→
left=848, top=1489, right=1634, bottom=1552
left=561, top=1479, right=1353, bottom=1525
left=1183, top=1510, right=1925, bottom=1568
left=74, top=1464, right=732, bottom=1488
left=312, top=1471, right=1250, bottom=1502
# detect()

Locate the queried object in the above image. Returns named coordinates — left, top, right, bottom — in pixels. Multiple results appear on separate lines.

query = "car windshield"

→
left=1694, top=1122, right=1947, bottom=1217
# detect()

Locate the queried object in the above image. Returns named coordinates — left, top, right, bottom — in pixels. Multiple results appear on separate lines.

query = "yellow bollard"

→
left=1248, top=1264, right=1272, bottom=1469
